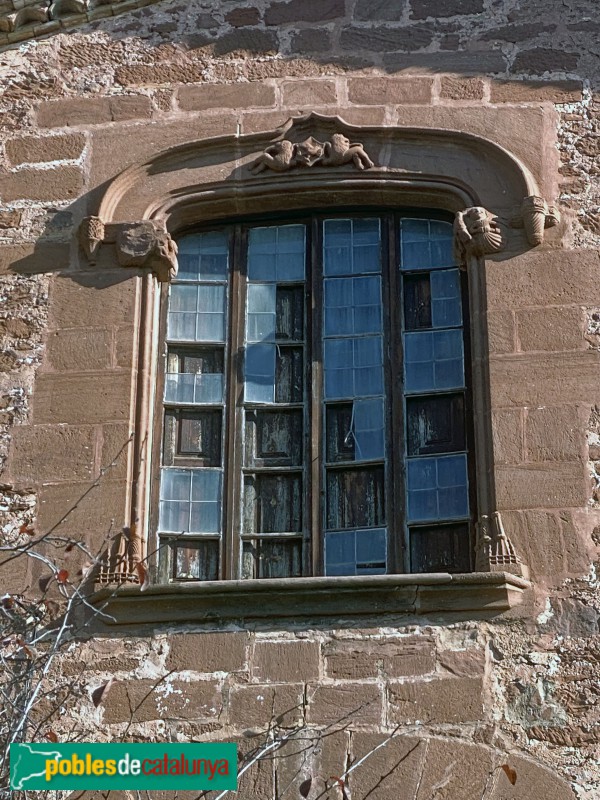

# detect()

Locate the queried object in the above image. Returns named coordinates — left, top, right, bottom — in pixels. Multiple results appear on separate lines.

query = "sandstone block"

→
left=513, top=48, right=579, bottom=73
left=491, top=80, right=583, bottom=103
left=348, top=77, right=433, bottom=105
left=48, top=274, right=137, bottom=330
left=307, top=683, right=382, bottom=725
left=177, top=82, right=275, bottom=112
left=410, top=0, right=483, bottom=18
left=167, top=632, right=248, bottom=673
left=416, top=738, right=493, bottom=800
left=8, top=425, right=95, bottom=484
left=479, top=22, right=556, bottom=42
left=1, top=167, right=82, bottom=202
left=115, top=64, right=206, bottom=87
left=355, top=0, right=405, bottom=20
left=6, top=133, right=86, bottom=166
left=225, top=8, right=261, bottom=26
left=324, top=637, right=435, bottom=679
left=388, top=677, right=484, bottom=724
left=44, top=328, right=112, bottom=372
left=492, top=408, right=524, bottom=464
left=252, top=640, right=320, bottom=682
left=100, top=423, right=132, bottom=482
left=525, top=405, right=586, bottom=462
left=0, top=242, right=70, bottom=275
left=516, top=306, right=584, bottom=352
left=440, top=76, right=485, bottom=100
left=495, top=462, right=589, bottom=509
left=282, top=79, right=337, bottom=108
left=102, top=679, right=221, bottom=724
left=437, top=648, right=486, bottom=676
left=264, top=0, right=345, bottom=25
left=289, top=28, right=333, bottom=53
left=350, top=734, right=423, bottom=799
left=340, top=25, right=434, bottom=52
left=37, top=96, right=152, bottom=128
left=33, top=372, right=132, bottom=425
left=228, top=683, right=304, bottom=728
left=487, top=310, right=515, bottom=354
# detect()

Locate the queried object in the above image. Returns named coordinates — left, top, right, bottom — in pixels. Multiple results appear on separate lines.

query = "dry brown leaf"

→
left=56, top=569, right=69, bottom=584
left=91, top=678, right=115, bottom=708
left=501, top=764, right=517, bottom=785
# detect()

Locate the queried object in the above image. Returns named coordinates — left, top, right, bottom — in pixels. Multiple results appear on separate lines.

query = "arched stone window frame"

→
left=85, top=114, right=560, bottom=624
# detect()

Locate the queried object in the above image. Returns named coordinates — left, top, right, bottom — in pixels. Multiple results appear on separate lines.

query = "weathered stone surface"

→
left=177, top=82, right=276, bottom=111
left=340, top=24, right=435, bottom=52
left=492, top=408, right=524, bottom=464
left=252, top=640, right=320, bottom=682
left=347, top=76, right=433, bottom=104
left=487, top=310, right=515, bottom=354
left=383, top=50, right=507, bottom=73
left=43, top=328, right=112, bottom=372
left=479, top=22, right=556, bottom=42
left=32, top=373, right=132, bottom=425
left=495, top=462, right=589, bottom=509
left=350, top=734, right=424, bottom=799
left=186, top=28, right=278, bottom=55
left=410, top=0, right=483, bottom=18
left=48, top=274, right=137, bottom=330
left=225, top=7, right=261, bottom=26
left=440, top=76, right=485, bottom=100
left=525, top=405, right=586, bottom=462
left=513, top=48, right=579, bottom=73
left=37, top=96, right=153, bottom=128
left=307, top=683, right=382, bottom=725
left=355, top=0, right=406, bottom=20
left=388, top=677, right=484, bottom=724
left=289, top=28, right=333, bottom=53
left=416, top=738, right=493, bottom=800
left=281, top=79, right=338, bottom=107
left=7, top=425, right=96, bottom=484
left=264, top=0, right=345, bottom=26
left=228, top=683, right=304, bottom=727
left=102, top=679, right=222, bottom=723
left=0, top=209, right=21, bottom=228
left=1, top=166, right=83, bottom=202
left=6, top=133, right=86, bottom=166
left=115, top=64, right=206, bottom=86
left=516, top=306, right=584, bottom=352
left=167, top=632, right=248, bottom=673
left=324, top=637, right=435, bottom=679
left=437, top=648, right=486, bottom=676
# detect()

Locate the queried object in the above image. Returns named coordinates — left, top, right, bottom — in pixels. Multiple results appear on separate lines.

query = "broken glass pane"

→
left=242, top=539, right=302, bottom=579
left=245, top=410, right=303, bottom=467
left=170, top=539, right=220, bottom=581
left=410, top=523, right=471, bottom=573
left=430, top=269, right=462, bottom=328
left=326, top=466, right=385, bottom=529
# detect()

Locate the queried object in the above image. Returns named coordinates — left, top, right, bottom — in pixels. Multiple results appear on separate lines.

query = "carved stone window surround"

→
left=81, top=114, right=546, bottom=611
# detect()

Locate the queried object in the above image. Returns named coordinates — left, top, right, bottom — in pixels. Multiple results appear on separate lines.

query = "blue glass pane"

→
left=167, top=285, right=226, bottom=342
left=406, top=454, right=469, bottom=522
left=400, top=218, right=454, bottom=271
left=164, top=373, right=224, bottom=404
left=323, top=218, right=381, bottom=276
left=159, top=469, right=222, bottom=534
left=354, top=398, right=385, bottom=460
left=324, top=336, right=383, bottom=399
left=325, top=528, right=387, bottom=576
left=430, top=269, right=462, bottom=328
left=404, top=330, right=464, bottom=392
left=246, top=283, right=276, bottom=342
left=324, top=277, right=382, bottom=336
left=245, top=343, right=276, bottom=403
left=177, top=231, right=229, bottom=282
left=247, top=225, right=305, bottom=281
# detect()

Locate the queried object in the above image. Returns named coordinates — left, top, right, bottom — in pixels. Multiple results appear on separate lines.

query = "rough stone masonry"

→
left=0, top=1, right=599, bottom=798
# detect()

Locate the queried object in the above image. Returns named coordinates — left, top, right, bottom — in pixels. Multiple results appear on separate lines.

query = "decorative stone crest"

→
left=514, top=195, right=561, bottom=246
left=476, top=512, right=529, bottom=579
left=453, top=206, right=505, bottom=263
left=79, top=217, right=178, bottom=282
left=250, top=132, right=374, bottom=174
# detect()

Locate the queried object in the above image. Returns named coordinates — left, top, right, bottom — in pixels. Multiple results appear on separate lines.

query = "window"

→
left=153, top=212, right=474, bottom=582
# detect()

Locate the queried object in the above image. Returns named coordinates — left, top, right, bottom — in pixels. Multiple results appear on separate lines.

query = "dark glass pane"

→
left=275, top=346, right=303, bottom=403
left=326, top=404, right=355, bottom=462
left=410, top=523, right=471, bottom=573
left=403, top=274, right=432, bottom=330
left=245, top=410, right=303, bottom=467
left=406, top=454, right=469, bottom=522
left=406, top=394, right=465, bottom=456
left=325, top=528, right=387, bottom=576
left=170, top=539, right=219, bottom=581
left=276, top=286, right=304, bottom=341
left=242, top=539, right=302, bottom=579
left=177, top=410, right=222, bottom=465
left=244, top=473, right=303, bottom=533
left=326, top=466, right=385, bottom=530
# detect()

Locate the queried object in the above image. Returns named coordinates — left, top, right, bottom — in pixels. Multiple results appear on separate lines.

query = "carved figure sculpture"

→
left=321, top=133, right=375, bottom=170
left=250, top=132, right=375, bottom=174
left=520, top=195, right=560, bottom=246
left=79, top=216, right=104, bottom=264
left=250, top=140, right=297, bottom=174
left=116, top=221, right=178, bottom=282
left=453, top=206, right=505, bottom=263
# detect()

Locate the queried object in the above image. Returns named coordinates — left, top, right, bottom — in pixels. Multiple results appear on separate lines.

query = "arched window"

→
left=154, top=211, right=474, bottom=582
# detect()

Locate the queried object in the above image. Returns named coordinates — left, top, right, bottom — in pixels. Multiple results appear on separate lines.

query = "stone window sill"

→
left=91, top=572, right=529, bottom=627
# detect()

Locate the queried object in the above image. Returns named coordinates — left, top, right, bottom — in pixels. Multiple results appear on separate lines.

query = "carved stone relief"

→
left=79, top=216, right=178, bottom=282
left=453, top=206, right=505, bottom=262
left=250, top=132, right=374, bottom=174
left=515, top=195, right=561, bottom=246
left=476, top=512, right=529, bottom=579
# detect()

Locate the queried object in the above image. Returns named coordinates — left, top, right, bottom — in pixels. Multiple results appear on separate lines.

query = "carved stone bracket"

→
left=79, top=216, right=178, bottom=282
left=453, top=206, right=505, bottom=264
left=512, top=195, right=561, bottom=246
left=250, top=132, right=374, bottom=174
left=476, top=512, right=529, bottom=579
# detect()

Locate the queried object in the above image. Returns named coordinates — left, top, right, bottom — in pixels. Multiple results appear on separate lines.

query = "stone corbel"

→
left=476, top=512, right=529, bottom=579
left=512, top=195, right=561, bottom=246
left=79, top=216, right=178, bottom=282
left=453, top=206, right=505, bottom=265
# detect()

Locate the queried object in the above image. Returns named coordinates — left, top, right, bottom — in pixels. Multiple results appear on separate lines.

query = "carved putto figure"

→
left=453, top=206, right=505, bottom=263
left=250, top=132, right=374, bottom=174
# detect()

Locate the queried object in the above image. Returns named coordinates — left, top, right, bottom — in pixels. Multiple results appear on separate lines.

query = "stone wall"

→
left=0, top=1, right=599, bottom=798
